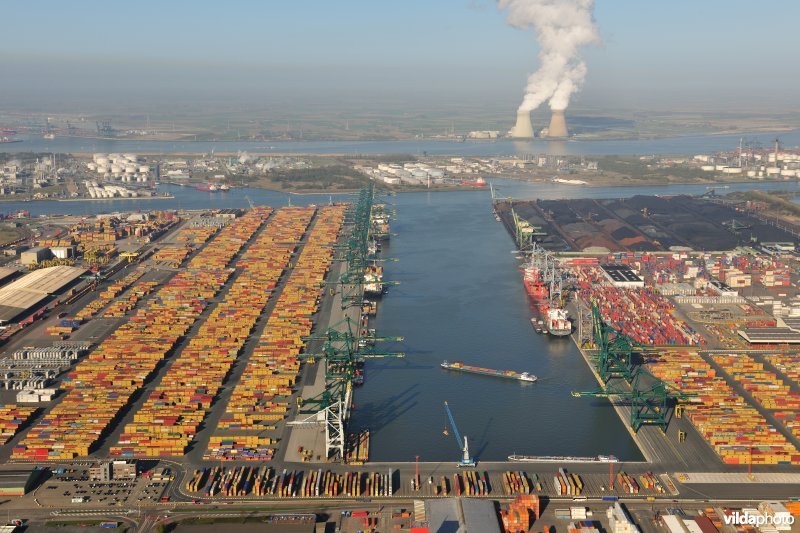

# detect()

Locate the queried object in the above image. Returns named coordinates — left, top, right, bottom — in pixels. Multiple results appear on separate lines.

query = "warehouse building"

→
left=19, top=247, right=51, bottom=266
left=0, top=468, right=44, bottom=496
left=0, top=265, right=86, bottom=323
left=420, top=498, right=502, bottom=533
left=0, top=267, right=18, bottom=287
left=601, top=265, right=645, bottom=288
left=738, top=327, right=800, bottom=345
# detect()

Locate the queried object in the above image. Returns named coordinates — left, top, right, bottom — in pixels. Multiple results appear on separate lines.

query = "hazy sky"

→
left=2, top=0, right=799, bottom=113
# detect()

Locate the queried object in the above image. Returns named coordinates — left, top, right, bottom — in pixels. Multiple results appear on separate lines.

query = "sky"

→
left=2, top=0, right=799, bottom=114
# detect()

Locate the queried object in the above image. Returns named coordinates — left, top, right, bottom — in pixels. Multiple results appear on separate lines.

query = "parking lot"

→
left=33, top=464, right=173, bottom=508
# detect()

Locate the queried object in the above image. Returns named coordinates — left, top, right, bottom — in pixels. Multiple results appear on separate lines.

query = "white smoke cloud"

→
left=498, top=0, right=599, bottom=112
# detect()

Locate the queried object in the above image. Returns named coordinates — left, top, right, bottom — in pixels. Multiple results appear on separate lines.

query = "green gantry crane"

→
left=591, top=302, right=639, bottom=383
left=292, top=315, right=404, bottom=461
left=571, top=367, right=692, bottom=433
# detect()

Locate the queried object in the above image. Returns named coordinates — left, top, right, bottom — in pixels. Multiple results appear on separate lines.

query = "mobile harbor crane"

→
left=443, top=401, right=475, bottom=468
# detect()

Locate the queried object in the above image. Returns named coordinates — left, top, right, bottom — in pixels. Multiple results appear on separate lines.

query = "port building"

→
left=0, top=468, right=44, bottom=496
left=0, top=266, right=85, bottom=323
left=421, top=498, right=502, bottom=533
left=19, top=247, right=51, bottom=266
left=601, top=265, right=644, bottom=288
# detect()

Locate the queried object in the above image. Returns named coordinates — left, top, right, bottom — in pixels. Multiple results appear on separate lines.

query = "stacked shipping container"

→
left=109, top=207, right=314, bottom=458
left=0, top=405, right=36, bottom=444
left=572, top=265, right=702, bottom=345
left=648, top=351, right=799, bottom=465
left=11, top=209, right=271, bottom=461
left=206, top=205, right=346, bottom=460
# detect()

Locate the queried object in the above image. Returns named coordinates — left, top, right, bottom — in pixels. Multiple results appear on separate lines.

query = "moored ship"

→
left=508, top=454, right=618, bottom=463
left=522, top=245, right=572, bottom=337
left=441, top=361, right=537, bottom=383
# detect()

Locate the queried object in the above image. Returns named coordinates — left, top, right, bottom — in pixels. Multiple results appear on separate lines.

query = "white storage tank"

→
left=138, top=165, right=150, bottom=173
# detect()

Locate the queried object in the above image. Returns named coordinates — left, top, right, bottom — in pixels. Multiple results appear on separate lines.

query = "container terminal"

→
left=0, top=188, right=794, bottom=531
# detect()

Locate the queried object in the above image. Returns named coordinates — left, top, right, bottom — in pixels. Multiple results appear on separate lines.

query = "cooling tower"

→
left=547, top=110, right=569, bottom=138
left=509, top=110, right=534, bottom=138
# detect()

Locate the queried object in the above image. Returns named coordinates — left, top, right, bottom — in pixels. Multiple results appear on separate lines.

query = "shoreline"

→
left=0, top=194, right=175, bottom=203
left=56, top=194, right=174, bottom=202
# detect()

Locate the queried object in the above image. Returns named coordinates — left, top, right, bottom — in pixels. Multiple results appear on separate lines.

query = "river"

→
left=3, top=128, right=799, bottom=156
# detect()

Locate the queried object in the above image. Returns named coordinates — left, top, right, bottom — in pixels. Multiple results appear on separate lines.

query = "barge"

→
left=441, top=361, right=537, bottom=383
left=508, top=454, right=619, bottom=463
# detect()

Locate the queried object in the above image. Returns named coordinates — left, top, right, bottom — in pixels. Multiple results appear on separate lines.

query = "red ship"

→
left=522, top=253, right=572, bottom=336
left=523, top=267, right=549, bottom=302
left=460, top=176, right=487, bottom=188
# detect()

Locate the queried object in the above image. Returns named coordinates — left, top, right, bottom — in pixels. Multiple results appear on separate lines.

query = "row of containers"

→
left=206, top=205, right=348, bottom=461
left=648, top=351, right=800, bottom=465
left=713, top=354, right=800, bottom=410
left=185, top=466, right=394, bottom=498
left=76, top=269, right=146, bottom=319
left=110, top=206, right=315, bottom=458
left=101, top=280, right=158, bottom=318
left=712, top=353, right=800, bottom=442
left=570, top=265, right=703, bottom=346
left=0, top=405, right=37, bottom=444
left=151, top=223, right=222, bottom=267
left=553, top=468, right=583, bottom=497
left=502, top=471, right=543, bottom=496
left=11, top=209, right=272, bottom=461
left=615, top=471, right=664, bottom=494
left=181, top=467, right=677, bottom=500
left=344, top=430, right=369, bottom=465
left=768, top=354, right=800, bottom=439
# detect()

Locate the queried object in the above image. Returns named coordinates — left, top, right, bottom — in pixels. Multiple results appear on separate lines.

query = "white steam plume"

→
left=498, top=0, right=599, bottom=112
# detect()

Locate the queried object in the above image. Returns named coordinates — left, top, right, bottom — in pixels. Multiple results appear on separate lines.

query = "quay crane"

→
left=443, top=401, right=475, bottom=468
left=575, top=303, right=692, bottom=432
left=571, top=368, right=691, bottom=433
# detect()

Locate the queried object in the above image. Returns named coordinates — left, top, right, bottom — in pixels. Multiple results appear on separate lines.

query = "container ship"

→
left=363, top=264, right=384, bottom=297
left=441, top=361, right=537, bottom=383
left=508, top=454, right=618, bottom=463
left=522, top=252, right=571, bottom=337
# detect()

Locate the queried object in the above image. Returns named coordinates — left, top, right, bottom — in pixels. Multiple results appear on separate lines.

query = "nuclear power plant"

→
left=546, top=109, right=569, bottom=138
left=509, top=110, right=534, bottom=138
